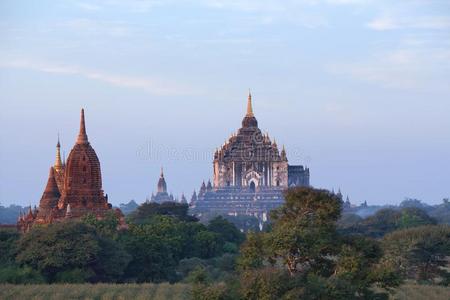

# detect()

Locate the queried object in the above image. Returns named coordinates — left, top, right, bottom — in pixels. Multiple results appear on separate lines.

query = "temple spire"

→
left=157, top=166, right=167, bottom=193
left=54, top=134, right=63, bottom=171
left=246, top=90, right=254, bottom=117
left=76, top=108, right=88, bottom=144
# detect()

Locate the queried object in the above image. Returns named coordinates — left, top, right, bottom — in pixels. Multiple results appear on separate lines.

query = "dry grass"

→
left=0, top=283, right=191, bottom=300
left=1, top=282, right=449, bottom=300
left=389, top=283, right=450, bottom=300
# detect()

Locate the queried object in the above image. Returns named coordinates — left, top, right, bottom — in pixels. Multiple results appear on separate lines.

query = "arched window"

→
left=276, top=180, right=280, bottom=186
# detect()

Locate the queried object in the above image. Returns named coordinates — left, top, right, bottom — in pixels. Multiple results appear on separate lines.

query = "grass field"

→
left=0, top=283, right=191, bottom=300
left=390, top=284, right=450, bottom=300
left=0, top=282, right=448, bottom=299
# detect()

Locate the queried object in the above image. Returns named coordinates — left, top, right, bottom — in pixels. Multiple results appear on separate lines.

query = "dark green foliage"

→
left=397, top=207, right=436, bottom=229
left=0, top=229, right=19, bottom=266
left=81, top=211, right=120, bottom=239
left=119, top=219, right=182, bottom=282
left=207, top=216, right=245, bottom=245
left=92, top=237, right=131, bottom=282
left=178, top=254, right=237, bottom=284
left=197, top=213, right=261, bottom=232
left=237, top=232, right=265, bottom=271
left=222, top=242, right=239, bottom=254
left=223, top=215, right=261, bottom=232
left=7, top=188, right=448, bottom=293
left=0, top=265, right=45, bottom=284
left=119, top=212, right=243, bottom=282
left=382, top=225, right=450, bottom=283
left=54, top=268, right=94, bottom=283
left=186, top=266, right=210, bottom=284
left=337, top=213, right=363, bottom=233
left=15, top=222, right=100, bottom=281
left=347, top=207, right=436, bottom=237
left=240, top=267, right=293, bottom=300
left=128, top=201, right=197, bottom=223
left=193, top=230, right=222, bottom=259
left=15, top=221, right=130, bottom=283
left=192, top=282, right=232, bottom=300
left=268, top=187, right=342, bottom=275
left=237, top=187, right=400, bottom=299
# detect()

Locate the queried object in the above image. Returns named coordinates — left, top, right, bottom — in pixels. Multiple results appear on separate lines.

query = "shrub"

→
left=0, top=265, right=45, bottom=284
left=54, top=268, right=94, bottom=283
left=192, top=282, right=232, bottom=300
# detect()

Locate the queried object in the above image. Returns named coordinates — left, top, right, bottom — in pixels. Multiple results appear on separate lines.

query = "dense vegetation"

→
left=0, top=202, right=244, bottom=285
left=0, top=188, right=449, bottom=299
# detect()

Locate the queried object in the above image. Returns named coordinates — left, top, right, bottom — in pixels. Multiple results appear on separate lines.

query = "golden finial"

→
left=246, top=89, right=254, bottom=117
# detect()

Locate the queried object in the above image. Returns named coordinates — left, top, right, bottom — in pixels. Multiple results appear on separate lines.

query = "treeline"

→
left=338, top=206, right=438, bottom=237
left=345, top=197, right=450, bottom=225
left=0, top=202, right=244, bottom=284
left=0, top=200, right=140, bottom=224
left=1, top=188, right=449, bottom=299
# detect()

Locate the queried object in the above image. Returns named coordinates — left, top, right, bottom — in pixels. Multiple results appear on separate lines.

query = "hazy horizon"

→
left=1, top=1, right=449, bottom=207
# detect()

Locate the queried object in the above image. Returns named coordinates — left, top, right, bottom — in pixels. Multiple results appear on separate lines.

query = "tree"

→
left=207, top=216, right=245, bottom=246
left=120, top=218, right=183, bottom=282
left=358, top=209, right=401, bottom=237
left=237, top=232, right=265, bottom=271
left=128, top=201, right=197, bottom=224
left=81, top=211, right=120, bottom=239
left=399, top=198, right=428, bottom=209
left=382, top=225, right=450, bottom=283
left=238, top=187, right=400, bottom=299
left=0, top=265, right=45, bottom=284
left=268, top=187, right=342, bottom=276
left=0, top=229, right=19, bottom=266
left=193, top=231, right=222, bottom=259
left=353, top=207, right=436, bottom=238
left=15, top=221, right=130, bottom=283
left=396, top=207, right=436, bottom=229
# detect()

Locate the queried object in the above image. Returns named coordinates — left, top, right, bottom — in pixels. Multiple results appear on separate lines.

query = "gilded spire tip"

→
left=246, top=90, right=254, bottom=117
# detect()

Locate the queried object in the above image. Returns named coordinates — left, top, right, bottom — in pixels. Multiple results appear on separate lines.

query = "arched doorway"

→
left=249, top=181, right=256, bottom=193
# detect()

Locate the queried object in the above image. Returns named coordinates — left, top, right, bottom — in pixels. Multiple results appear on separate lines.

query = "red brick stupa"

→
left=18, top=109, right=125, bottom=232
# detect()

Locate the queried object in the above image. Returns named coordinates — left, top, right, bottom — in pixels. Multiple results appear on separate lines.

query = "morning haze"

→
left=0, top=0, right=449, bottom=207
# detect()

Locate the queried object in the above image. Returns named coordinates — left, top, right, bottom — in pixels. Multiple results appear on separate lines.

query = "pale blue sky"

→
left=0, top=0, right=449, bottom=206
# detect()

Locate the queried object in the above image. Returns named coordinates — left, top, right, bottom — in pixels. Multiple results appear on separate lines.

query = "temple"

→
left=190, top=92, right=309, bottom=220
left=150, top=167, right=175, bottom=203
left=17, top=109, right=125, bottom=232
